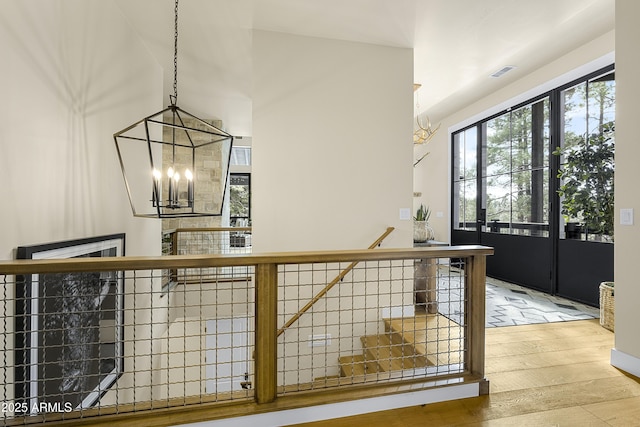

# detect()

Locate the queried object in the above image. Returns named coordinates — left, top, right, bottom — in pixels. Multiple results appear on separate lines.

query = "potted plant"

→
left=564, top=219, right=583, bottom=240
left=413, top=204, right=434, bottom=243
left=553, top=122, right=614, bottom=241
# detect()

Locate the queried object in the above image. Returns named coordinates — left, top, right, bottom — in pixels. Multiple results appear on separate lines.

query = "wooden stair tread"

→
left=360, top=333, right=428, bottom=372
left=384, top=314, right=464, bottom=365
left=384, top=313, right=462, bottom=331
left=339, top=354, right=367, bottom=377
left=336, top=314, right=464, bottom=378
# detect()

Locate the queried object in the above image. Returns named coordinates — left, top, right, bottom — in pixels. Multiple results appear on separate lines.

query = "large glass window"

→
left=483, top=98, right=550, bottom=236
left=453, top=127, right=477, bottom=231
left=451, top=65, right=614, bottom=241
left=230, top=173, right=251, bottom=225
left=230, top=146, right=251, bottom=166
left=558, top=71, right=615, bottom=241
left=454, top=99, right=551, bottom=236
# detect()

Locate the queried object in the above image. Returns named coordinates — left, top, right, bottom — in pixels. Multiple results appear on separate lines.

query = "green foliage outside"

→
left=230, top=184, right=249, bottom=218
left=553, top=122, right=615, bottom=237
left=554, top=77, right=615, bottom=240
left=484, top=101, right=549, bottom=226
left=455, top=72, right=615, bottom=240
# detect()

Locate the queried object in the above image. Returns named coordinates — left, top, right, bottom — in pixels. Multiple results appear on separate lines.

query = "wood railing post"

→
left=255, top=262, right=278, bottom=404
left=466, top=254, right=488, bottom=394
left=170, top=230, right=179, bottom=256
left=170, top=230, right=179, bottom=282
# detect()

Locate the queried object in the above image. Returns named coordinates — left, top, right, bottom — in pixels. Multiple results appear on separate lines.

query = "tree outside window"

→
left=230, top=173, right=250, bottom=225
left=555, top=72, right=615, bottom=241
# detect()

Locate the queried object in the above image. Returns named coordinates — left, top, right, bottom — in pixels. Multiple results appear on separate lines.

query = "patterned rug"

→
left=434, top=269, right=599, bottom=327
left=485, top=277, right=599, bottom=327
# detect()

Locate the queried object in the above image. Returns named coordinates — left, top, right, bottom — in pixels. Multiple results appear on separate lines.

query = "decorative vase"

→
left=413, top=221, right=434, bottom=243
left=425, top=222, right=435, bottom=241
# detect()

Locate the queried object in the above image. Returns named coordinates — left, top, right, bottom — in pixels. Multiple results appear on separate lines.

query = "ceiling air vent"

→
left=490, top=66, right=516, bottom=78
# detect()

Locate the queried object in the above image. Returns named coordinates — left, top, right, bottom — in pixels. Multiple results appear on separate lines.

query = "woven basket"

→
left=599, top=282, right=614, bottom=332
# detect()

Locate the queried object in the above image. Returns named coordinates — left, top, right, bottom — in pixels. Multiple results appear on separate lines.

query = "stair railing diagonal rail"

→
left=276, top=226, right=395, bottom=337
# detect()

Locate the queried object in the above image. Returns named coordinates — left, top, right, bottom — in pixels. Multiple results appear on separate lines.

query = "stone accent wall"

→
left=161, top=117, right=229, bottom=232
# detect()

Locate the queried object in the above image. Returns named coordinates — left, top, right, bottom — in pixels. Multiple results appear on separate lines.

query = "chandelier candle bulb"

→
left=173, top=172, right=180, bottom=205
left=185, top=169, right=194, bottom=206
left=152, top=168, right=162, bottom=205
left=167, top=167, right=175, bottom=205
left=150, top=167, right=192, bottom=208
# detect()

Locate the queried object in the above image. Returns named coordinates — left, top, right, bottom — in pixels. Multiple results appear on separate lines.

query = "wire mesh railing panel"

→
left=0, top=246, right=491, bottom=423
left=162, top=229, right=252, bottom=257
left=275, top=257, right=468, bottom=394
left=407, top=258, right=467, bottom=372
left=162, top=229, right=252, bottom=286
left=1, top=265, right=255, bottom=424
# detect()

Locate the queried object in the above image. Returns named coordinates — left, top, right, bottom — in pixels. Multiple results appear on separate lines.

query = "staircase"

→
left=337, top=313, right=463, bottom=378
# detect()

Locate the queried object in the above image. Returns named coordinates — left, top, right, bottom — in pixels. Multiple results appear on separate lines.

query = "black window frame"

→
left=451, top=64, right=615, bottom=242
left=229, top=172, right=251, bottom=225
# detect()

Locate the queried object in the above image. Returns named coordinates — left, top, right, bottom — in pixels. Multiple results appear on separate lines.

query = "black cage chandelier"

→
left=113, top=0, right=233, bottom=218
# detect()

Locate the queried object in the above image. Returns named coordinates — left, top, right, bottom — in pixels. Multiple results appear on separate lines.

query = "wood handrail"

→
left=0, top=245, right=493, bottom=275
left=276, top=227, right=395, bottom=337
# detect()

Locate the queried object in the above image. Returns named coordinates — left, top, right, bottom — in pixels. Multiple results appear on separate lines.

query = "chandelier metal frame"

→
left=113, top=0, right=234, bottom=218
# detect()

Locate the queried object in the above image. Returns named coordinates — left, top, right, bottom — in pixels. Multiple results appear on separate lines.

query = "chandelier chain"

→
left=172, top=0, right=179, bottom=105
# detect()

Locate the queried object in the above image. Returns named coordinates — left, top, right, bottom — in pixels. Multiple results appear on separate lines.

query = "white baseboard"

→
left=181, top=382, right=480, bottom=427
left=611, top=348, right=640, bottom=379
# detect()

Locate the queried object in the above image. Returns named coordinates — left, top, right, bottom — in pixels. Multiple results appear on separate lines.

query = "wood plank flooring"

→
left=288, top=319, right=640, bottom=426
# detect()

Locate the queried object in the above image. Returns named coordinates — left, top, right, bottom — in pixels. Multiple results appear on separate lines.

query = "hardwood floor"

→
left=289, top=319, right=640, bottom=426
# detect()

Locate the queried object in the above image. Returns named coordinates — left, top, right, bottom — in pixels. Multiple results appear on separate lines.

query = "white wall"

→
left=415, top=31, right=615, bottom=242
left=0, top=0, right=167, bottom=407
left=612, top=0, right=640, bottom=373
left=0, top=0, right=168, bottom=412
left=0, top=0, right=163, bottom=259
left=252, top=31, right=414, bottom=252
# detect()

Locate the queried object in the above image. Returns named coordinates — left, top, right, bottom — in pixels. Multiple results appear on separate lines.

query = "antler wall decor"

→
left=413, top=115, right=441, bottom=145
left=413, top=83, right=440, bottom=167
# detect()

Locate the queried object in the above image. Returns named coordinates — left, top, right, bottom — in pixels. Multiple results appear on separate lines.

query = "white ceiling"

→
left=114, top=0, right=615, bottom=136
